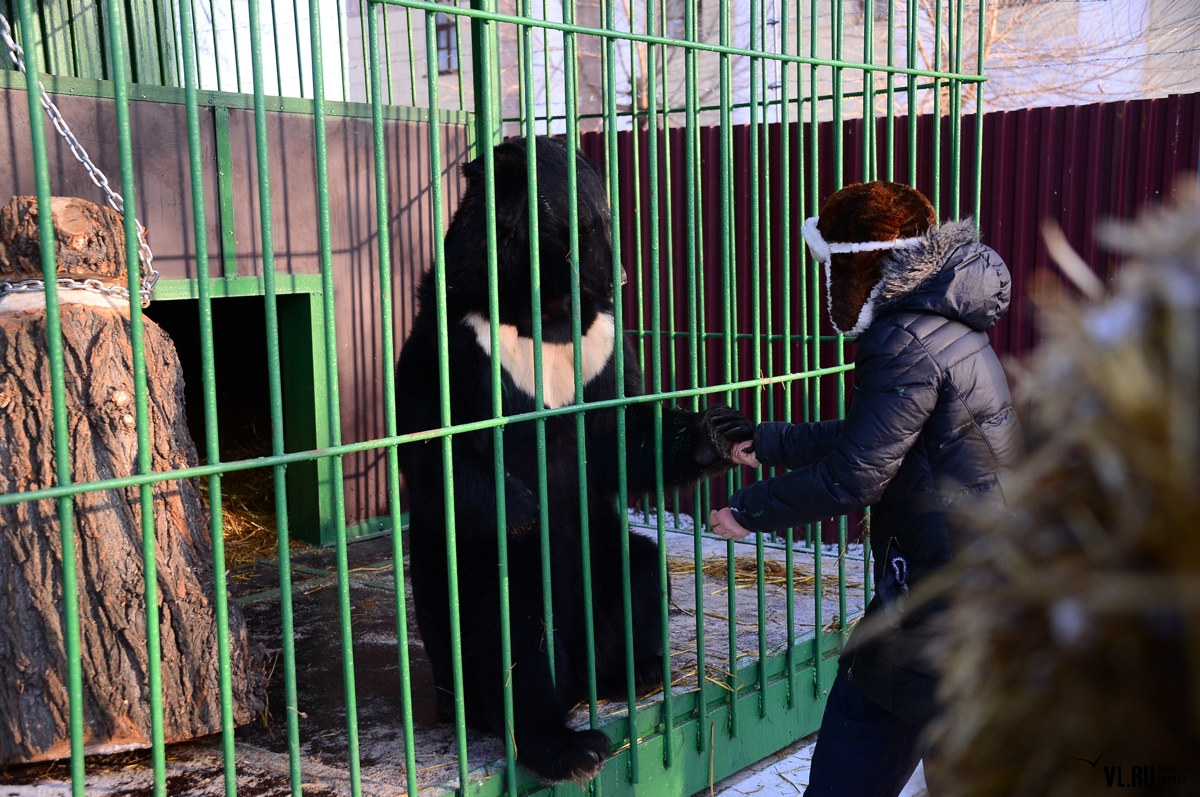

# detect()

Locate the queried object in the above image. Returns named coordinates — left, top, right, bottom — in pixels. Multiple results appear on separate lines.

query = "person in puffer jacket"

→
left=708, top=181, right=1020, bottom=797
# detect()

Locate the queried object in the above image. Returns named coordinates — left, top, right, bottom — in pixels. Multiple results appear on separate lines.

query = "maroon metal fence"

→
left=582, top=91, right=1200, bottom=368
left=578, top=93, right=1199, bottom=531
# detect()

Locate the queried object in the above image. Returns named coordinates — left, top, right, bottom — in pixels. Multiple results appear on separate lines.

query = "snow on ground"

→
left=708, top=734, right=928, bottom=797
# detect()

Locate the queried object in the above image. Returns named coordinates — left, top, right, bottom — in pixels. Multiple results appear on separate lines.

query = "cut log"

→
left=0, top=196, right=130, bottom=282
left=0, top=196, right=264, bottom=764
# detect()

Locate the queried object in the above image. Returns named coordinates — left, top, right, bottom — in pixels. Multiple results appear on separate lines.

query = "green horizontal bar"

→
left=153, top=274, right=324, bottom=300
left=0, top=69, right=474, bottom=127
left=500, top=79, right=950, bottom=125
left=372, top=0, right=985, bottom=82
left=0, top=363, right=855, bottom=507
left=629, top=330, right=850, bottom=343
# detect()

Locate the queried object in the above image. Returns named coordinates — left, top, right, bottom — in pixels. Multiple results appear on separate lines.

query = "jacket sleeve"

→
left=753, top=420, right=844, bottom=470
left=728, top=326, right=942, bottom=533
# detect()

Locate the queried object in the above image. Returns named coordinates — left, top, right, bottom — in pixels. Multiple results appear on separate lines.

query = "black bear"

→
left=395, top=137, right=751, bottom=784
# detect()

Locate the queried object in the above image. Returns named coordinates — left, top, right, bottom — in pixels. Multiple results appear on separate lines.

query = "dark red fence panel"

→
left=582, top=92, right=1200, bottom=373
left=575, top=94, right=1198, bottom=534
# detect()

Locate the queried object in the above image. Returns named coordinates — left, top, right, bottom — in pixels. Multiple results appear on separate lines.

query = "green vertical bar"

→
left=124, top=0, right=159, bottom=84
left=380, top=6, right=395, bottom=103
left=471, top=1, right=519, bottom=791
left=14, top=3, right=85, bottom=794
left=974, top=0, right=985, bottom=227
left=422, top=19, right=472, bottom=791
left=949, top=0, right=963, bottom=219
left=244, top=0, right=304, bottom=792
left=229, top=0, right=243, bottom=91
left=780, top=0, right=796, bottom=710
left=833, top=0, right=849, bottom=653
left=808, top=0, right=823, bottom=696
left=645, top=0, right=673, bottom=769
left=292, top=0, right=305, bottom=98
left=335, top=0, right=350, bottom=99
left=178, top=0, right=238, bottom=793
left=404, top=7, right=418, bottom=106
left=932, top=0, right=942, bottom=215
left=104, top=0, right=167, bottom=791
left=270, top=0, right=285, bottom=94
left=306, top=2, right=364, bottom=792
left=747, top=0, right=768, bottom=722
left=366, top=5, right=419, bottom=796
left=885, top=0, right=895, bottom=181
left=906, top=0, right=917, bottom=184
left=213, top=106, right=238, bottom=278
left=41, top=0, right=74, bottom=77
left=832, top=0, right=843, bottom=189
left=716, top=0, right=738, bottom=738
left=683, top=0, right=706, bottom=751
left=359, top=0, right=371, bottom=103
left=470, top=0, right=502, bottom=146
left=601, top=0, right=638, bottom=780
left=452, top=3, right=465, bottom=110
left=864, top=0, right=875, bottom=180
left=519, top=0, right=554, bottom=698
left=560, top=0, right=601, bottom=735
left=70, top=0, right=104, bottom=78
left=209, top=0, right=225, bottom=91
left=659, top=0, right=681, bottom=536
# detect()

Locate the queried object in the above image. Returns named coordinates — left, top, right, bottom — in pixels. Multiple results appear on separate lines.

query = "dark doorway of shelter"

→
left=146, top=296, right=312, bottom=558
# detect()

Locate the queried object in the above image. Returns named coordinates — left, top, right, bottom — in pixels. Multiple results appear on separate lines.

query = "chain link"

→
left=0, top=12, right=158, bottom=308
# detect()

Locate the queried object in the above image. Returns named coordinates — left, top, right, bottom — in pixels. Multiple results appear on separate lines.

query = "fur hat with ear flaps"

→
left=814, top=181, right=978, bottom=335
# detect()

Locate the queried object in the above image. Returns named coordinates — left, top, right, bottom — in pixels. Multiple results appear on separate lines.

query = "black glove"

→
left=693, top=406, right=754, bottom=466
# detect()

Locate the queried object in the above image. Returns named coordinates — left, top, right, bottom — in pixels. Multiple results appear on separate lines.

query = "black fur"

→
left=395, top=137, right=750, bottom=785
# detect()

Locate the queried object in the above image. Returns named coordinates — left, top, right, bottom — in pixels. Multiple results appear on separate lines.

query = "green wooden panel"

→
left=68, top=0, right=105, bottom=77
left=40, top=0, right=75, bottom=76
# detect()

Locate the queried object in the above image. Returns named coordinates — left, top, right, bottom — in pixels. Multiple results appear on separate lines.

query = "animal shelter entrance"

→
left=144, top=291, right=339, bottom=550
left=0, top=0, right=985, bottom=794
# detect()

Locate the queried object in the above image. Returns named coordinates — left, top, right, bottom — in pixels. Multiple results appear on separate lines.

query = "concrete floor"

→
left=1, top=528, right=876, bottom=796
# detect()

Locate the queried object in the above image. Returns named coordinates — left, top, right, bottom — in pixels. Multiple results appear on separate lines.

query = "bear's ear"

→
left=460, top=155, right=485, bottom=185
left=461, top=141, right=529, bottom=187
left=461, top=143, right=529, bottom=231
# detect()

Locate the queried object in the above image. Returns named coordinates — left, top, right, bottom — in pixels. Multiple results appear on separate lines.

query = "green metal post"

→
left=14, top=2, right=85, bottom=793
left=366, top=5, right=420, bottom=795
left=178, top=0, right=239, bottom=792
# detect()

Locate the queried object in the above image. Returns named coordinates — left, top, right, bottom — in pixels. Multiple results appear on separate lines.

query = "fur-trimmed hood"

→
left=838, top=219, right=1011, bottom=335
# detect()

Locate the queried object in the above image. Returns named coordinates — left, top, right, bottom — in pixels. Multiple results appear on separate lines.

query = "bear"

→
left=394, top=136, right=752, bottom=785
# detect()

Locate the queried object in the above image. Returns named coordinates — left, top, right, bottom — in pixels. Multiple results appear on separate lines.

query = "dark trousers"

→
left=803, top=663, right=926, bottom=797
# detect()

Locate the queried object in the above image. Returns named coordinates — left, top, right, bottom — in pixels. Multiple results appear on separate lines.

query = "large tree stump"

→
left=0, top=197, right=264, bottom=764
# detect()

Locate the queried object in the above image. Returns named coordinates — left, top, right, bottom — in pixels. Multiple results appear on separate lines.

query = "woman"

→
left=709, top=181, right=1020, bottom=797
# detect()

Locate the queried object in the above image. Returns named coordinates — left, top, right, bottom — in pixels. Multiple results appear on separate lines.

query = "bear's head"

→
left=443, top=136, right=619, bottom=325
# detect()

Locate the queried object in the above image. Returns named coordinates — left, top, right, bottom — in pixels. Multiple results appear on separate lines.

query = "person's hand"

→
left=729, top=439, right=760, bottom=469
left=709, top=507, right=752, bottom=541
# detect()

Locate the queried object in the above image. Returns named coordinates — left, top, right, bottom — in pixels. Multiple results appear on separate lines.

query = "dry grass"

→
left=667, top=554, right=860, bottom=592
left=199, top=438, right=308, bottom=569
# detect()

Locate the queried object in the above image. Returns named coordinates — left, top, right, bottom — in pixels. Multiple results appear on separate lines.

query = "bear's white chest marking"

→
left=463, top=311, right=615, bottom=409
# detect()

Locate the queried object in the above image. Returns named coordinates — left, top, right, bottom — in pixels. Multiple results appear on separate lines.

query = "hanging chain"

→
left=0, top=12, right=158, bottom=308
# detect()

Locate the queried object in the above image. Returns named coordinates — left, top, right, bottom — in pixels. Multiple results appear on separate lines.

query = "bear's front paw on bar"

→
left=694, top=405, right=754, bottom=465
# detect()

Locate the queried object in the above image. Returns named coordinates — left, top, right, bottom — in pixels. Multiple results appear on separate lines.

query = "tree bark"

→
left=0, top=197, right=264, bottom=764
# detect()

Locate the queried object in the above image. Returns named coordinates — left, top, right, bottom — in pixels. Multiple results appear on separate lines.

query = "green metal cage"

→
left=0, top=0, right=985, bottom=794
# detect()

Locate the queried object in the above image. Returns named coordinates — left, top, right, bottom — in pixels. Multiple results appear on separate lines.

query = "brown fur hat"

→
left=817, top=181, right=937, bottom=333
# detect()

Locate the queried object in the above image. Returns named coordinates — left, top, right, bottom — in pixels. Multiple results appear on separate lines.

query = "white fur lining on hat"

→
left=802, top=215, right=925, bottom=264
left=824, top=257, right=886, bottom=337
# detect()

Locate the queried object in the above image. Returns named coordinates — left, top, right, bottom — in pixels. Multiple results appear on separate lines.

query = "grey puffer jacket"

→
left=727, top=220, right=1020, bottom=726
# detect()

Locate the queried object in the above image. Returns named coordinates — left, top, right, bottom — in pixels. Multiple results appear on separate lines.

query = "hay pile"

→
left=923, top=180, right=1200, bottom=793
left=198, top=439, right=308, bottom=568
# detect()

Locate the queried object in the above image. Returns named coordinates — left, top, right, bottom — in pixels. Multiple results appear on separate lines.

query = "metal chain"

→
left=0, top=12, right=158, bottom=308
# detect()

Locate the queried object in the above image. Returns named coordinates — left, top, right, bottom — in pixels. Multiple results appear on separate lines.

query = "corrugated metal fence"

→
left=583, top=92, right=1200, bottom=371
left=581, top=92, right=1198, bottom=536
